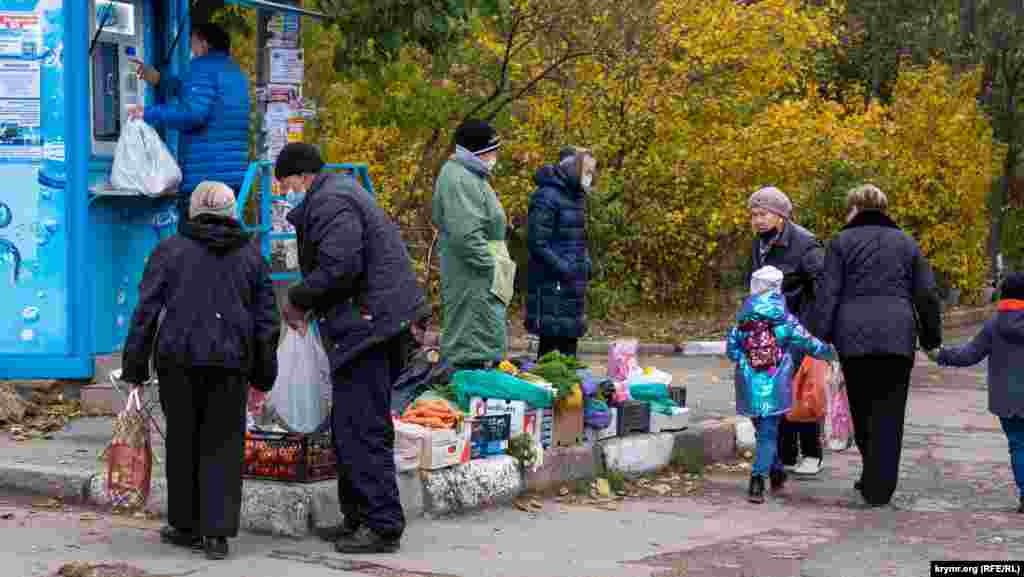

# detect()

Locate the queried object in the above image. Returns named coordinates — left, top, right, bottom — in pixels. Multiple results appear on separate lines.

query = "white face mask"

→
left=483, top=157, right=497, bottom=171
left=581, top=174, right=593, bottom=189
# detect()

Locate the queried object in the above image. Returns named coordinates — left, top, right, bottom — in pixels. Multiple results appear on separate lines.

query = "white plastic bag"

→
left=267, top=325, right=332, bottom=433
left=111, top=119, right=182, bottom=197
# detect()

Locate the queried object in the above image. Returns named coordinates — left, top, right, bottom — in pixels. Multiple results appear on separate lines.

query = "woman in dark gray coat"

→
left=934, top=272, right=1024, bottom=513
left=815, top=184, right=943, bottom=507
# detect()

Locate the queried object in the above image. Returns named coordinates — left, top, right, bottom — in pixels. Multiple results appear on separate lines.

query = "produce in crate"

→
left=400, top=398, right=462, bottom=429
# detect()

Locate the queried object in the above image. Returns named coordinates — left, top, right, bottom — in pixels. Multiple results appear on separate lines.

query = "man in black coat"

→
left=276, top=143, right=426, bottom=554
left=748, top=186, right=826, bottom=478
left=122, top=181, right=279, bottom=561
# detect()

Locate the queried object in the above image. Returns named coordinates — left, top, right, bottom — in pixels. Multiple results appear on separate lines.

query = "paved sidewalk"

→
left=2, top=349, right=1017, bottom=577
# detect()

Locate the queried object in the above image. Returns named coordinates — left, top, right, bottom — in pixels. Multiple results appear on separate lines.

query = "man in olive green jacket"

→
left=432, top=119, right=515, bottom=369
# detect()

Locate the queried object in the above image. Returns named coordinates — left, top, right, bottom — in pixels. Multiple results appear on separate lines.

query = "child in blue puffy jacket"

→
left=727, top=266, right=834, bottom=503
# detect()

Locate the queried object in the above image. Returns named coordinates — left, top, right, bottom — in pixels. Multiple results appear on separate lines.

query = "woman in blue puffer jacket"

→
left=130, top=22, right=251, bottom=233
left=525, top=146, right=596, bottom=358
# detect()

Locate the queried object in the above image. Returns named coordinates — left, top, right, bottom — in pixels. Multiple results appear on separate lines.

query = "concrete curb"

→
left=0, top=420, right=739, bottom=538
left=422, top=305, right=992, bottom=358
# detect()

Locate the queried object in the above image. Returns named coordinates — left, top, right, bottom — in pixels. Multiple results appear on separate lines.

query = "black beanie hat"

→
left=454, top=119, right=501, bottom=155
left=275, top=143, right=324, bottom=180
left=1001, top=272, right=1024, bottom=301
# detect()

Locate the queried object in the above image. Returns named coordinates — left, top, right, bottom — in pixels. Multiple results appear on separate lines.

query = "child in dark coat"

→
left=931, top=272, right=1024, bottom=513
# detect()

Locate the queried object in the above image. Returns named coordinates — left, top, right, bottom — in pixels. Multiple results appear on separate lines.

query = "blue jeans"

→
left=999, top=417, right=1024, bottom=498
left=752, top=415, right=785, bottom=477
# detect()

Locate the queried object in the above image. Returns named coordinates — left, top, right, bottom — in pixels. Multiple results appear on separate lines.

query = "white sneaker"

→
left=793, top=457, right=822, bottom=476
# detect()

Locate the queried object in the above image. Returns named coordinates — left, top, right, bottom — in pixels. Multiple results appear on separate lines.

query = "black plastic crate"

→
left=669, top=386, right=687, bottom=407
left=243, top=430, right=337, bottom=483
left=616, top=400, right=652, bottom=436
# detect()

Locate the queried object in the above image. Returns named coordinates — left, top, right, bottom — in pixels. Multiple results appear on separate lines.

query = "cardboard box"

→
left=650, top=407, right=690, bottom=433
left=419, top=422, right=471, bottom=471
left=584, top=407, right=619, bottom=443
left=468, top=397, right=552, bottom=446
left=553, top=404, right=584, bottom=448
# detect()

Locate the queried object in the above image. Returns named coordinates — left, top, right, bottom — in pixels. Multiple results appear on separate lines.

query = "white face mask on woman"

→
left=483, top=157, right=497, bottom=171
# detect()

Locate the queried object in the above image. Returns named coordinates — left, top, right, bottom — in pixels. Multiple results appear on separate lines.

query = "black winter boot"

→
left=1018, top=498, right=1023, bottom=514
left=748, top=475, right=766, bottom=504
left=770, top=469, right=787, bottom=492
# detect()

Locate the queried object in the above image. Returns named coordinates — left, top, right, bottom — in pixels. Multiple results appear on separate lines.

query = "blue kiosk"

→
left=0, top=0, right=370, bottom=380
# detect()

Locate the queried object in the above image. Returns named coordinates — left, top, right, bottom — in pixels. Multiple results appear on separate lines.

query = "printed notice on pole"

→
left=0, top=59, right=37, bottom=99
left=0, top=98, right=40, bottom=161
left=0, top=13, right=41, bottom=58
left=268, top=48, right=303, bottom=85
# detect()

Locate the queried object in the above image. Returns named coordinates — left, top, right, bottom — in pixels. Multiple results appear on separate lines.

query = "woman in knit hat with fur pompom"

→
left=748, top=186, right=827, bottom=479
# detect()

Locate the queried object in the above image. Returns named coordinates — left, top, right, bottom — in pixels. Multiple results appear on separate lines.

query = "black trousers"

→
left=332, top=335, right=406, bottom=539
left=841, top=355, right=913, bottom=506
left=158, top=368, right=247, bottom=538
left=778, top=419, right=823, bottom=465
left=537, top=336, right=578, bottom=359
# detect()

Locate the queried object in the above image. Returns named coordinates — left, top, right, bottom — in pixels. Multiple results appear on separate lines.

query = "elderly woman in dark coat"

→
left=121, top=182, right=280, bottom=560
left=815, top=184, right=942, bottom=508
left=747, top=186, right=826, bottom=478
left=525, top=146, right=596, bottom=358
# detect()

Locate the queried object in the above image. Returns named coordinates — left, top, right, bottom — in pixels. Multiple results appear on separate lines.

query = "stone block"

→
left=239, top=480, right=312, bottom=538
left=601, top=433, right=675, bottom=477
left=422, top=456, right=522, bottom=517
left=524, top=444, right=599, bottom=493
left=0, top=463, right=94, bottom=501
left=682, top=341, right=727, bottom=357
left=701, top=419, right=737, bottom=464
left=670, top=428, right=705, bottom=472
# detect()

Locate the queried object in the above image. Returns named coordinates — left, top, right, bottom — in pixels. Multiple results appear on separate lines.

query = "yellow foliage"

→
left=220, top=1, right=999, bottom=311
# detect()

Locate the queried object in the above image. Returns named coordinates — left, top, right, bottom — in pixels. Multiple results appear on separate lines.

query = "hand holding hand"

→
left=282, top=300, right=307, bottom=335
left=925, top=348, right=941, bottom=363
left=126, top=104, right=144, bottom=121
left=247, top=388, right=268, bottom=414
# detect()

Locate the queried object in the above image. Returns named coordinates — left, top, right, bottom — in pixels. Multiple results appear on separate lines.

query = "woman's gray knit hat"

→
left=748, top=186, right=793, bottom=219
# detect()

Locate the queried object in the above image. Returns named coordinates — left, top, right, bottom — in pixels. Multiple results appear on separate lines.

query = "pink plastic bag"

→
left=826, top=362, right=854, bottom=450
left=608, top=339, right=639, bottom=383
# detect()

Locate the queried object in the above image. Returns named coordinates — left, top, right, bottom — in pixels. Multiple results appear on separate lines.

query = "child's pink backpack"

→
left=740, top=320, right=781, bottom=370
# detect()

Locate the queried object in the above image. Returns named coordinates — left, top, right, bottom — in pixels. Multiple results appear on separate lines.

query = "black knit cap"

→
left=275, top=143, right=325, bottom=180
left=1001, top=272, right=1024, bottom=301
left=454, top=119, right=501, bottom=155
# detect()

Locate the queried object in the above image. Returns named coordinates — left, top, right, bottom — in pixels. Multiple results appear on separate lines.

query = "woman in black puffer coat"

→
left=815, top=184, right=943, bottom=508
left=525, top=147, right=595, bottom=358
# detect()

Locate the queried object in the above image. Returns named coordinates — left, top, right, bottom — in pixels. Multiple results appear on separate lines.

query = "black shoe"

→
left=854, top=479, right=863, bottom=493
left=1017, top=498, right=1023, bottom=514
left=769, top=469, right=787, bottom=492
left=160, top=526, right=201, bottom=549
left=317, top=518, right=361, bottom=542
left=748, top=475, right=766, bottom=504
left=204, top=537, right=228, bottom=560
left=334, top=527, right=401, bottom=554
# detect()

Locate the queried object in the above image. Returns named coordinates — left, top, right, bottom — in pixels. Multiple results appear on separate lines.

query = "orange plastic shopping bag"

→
left=788, top=357, right=828, bottom=422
